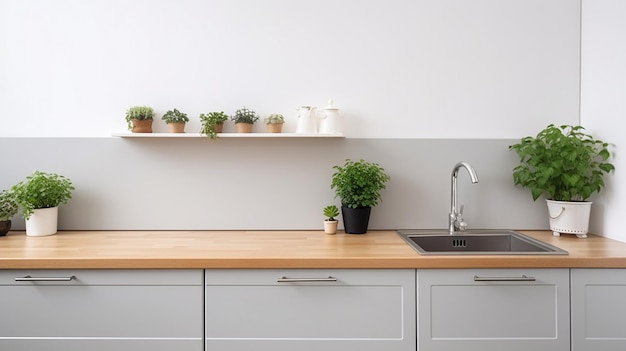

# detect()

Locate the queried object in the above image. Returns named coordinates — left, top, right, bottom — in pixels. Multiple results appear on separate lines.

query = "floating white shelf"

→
left=112, top=132, right=344, bottom=138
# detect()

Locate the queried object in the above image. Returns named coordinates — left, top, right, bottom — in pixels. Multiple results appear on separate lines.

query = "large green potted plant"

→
left=161, top=108, right=189, bottom=133
left=11, top=171, right=75, bottom=236
left=0, top=189, right=18, bottom=236
left=200, top=111, right=229, bottom=139
left=509, top=124, right=615, bottom=238
left=331, top=159, right=390, bottom=234
left=230, top=107, right=259, bottom=133
left=125, top=105, right=155, bottom=133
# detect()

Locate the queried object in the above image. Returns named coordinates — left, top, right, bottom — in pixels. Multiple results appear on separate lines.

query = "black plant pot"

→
left=0, top=220, right=11, bottom=236
left=341, top=206, right=371, bottom=234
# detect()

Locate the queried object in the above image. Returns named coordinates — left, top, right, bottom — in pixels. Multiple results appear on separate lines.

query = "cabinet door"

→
left=417, top=269, right=569, bottom=351
left=571, top=269, right=626, bottom=351
left=205, top=269, right=415, bottom=351
left=0, top=269, right=204, bottom=351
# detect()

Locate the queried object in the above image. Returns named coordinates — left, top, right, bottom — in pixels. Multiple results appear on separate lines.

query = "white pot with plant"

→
left=125, top=105, right=154, bottom=133
left=0, top=189, right=18, bottom=236
left=11, top=171, right=75, bottom=237
left=323, top=205, right=340, bottom=235
left=510, top=124, right=615, bottom=238
left=200, top=111, right=229, bottom=139
left=231, top=107, right=259, bottom=133
left=162, top=108, right=190, bottom=133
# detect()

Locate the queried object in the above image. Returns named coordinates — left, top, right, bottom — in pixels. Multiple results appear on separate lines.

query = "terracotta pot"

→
left=168, top=122, right=186, bottom=133
left=0, top=220, right=11, bottom=236
left=266, top=123, right=283, bottom=133
left=212, top=123, right=224, bottom=133
left=236, top=123, right=253, bottom=133
left=131, top=119, right=153, bottom=133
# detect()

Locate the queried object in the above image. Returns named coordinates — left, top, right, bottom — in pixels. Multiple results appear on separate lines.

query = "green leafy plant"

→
left=264, top=114, right=285, bottom=125
left=331, top=159, right=391, bottom=209
left=231, top=107, right=259, bottom=124
left=11, top=171, right=75, bottom=219
left=161, top=108, right=189, bottom=124
left=323, top=205, right=339, bottom=221
left=200, top=112, right=229, bottom=139
left=125, top=105, right=154, bottom=130
left=0, top=190, right=18, bottom=221
left=509, top=124, right=615, bottom=201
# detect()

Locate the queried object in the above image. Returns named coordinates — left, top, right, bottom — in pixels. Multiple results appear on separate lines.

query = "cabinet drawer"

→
left=205, top=269, right=415, bottom=351
left=417, top=269, right=569, bottom=351
left=0, top=270, right=203, bottom=340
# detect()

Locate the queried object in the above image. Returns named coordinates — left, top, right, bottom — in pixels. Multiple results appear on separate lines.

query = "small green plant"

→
left=0, top=189, right=18, bottom=221
left=125, top=105, right=154, bottom=130
left=231, top=107, right=259, bottom=124
left=509, top=124, right=615, bottom=201
left=161, top=108, right=189, bottom=124
left=264, top=114, right=285, bottom=125
left=200, top=112, right=229, bottom=139
left=11, top=171, right=75, bottom=219
left=323, top=205, right=339, bottom=221
left=331, top=159, right=391, bottom=209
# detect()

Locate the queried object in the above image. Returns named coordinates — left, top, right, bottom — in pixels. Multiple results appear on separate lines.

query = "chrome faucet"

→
left=449, top=161, right=479, bottom=235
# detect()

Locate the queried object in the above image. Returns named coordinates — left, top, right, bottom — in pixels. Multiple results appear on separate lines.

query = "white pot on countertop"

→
left=546, top=200, right=592, bottom=239
left=25, top=207, right=59, bottom=237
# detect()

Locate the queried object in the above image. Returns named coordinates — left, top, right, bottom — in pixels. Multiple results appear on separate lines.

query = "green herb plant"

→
left=323, top=205, right=339, bottom=221
left=125, top=105, right=154, bottom=130
left=0, top=190, right=18, bottom=221
left=200, top=112, right=229, bottom=139
left=11, top=171, right=75, bottom=219
left=331, top=159, right=391, bottom=209
left=509, top=124, right=615, bottom=201
left=161, top=108, right=189, bottom=124
left=231, top=107, right=259, bottom=124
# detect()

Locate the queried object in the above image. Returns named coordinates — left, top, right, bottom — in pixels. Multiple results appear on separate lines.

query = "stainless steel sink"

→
left=397, top=230, right=568, bottom=255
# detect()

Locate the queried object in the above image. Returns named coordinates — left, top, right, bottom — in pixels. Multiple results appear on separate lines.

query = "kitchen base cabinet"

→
left=205, top=269, right=415, bottom=351
left=0, top=269, right=204, bottom=351
left=417, top=269, right=569, bottom=351
left=571, top=269, right=626, bottom=351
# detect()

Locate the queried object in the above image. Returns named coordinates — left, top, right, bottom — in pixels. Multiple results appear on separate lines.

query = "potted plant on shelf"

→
left=200, top=111, right=229, bottom=139
left=323, top=205, right=340, bottom=235
left=0, top=189, right=18, bottom=236
left=230, top=107, right=259, bottom=133
left=161, top=108, right=189, bottom=133
left=264, top=114, right=285, bottom=133
left=11, top=171, right=75, bottom=237
left=509, top=124, right=615, bottom=238
left=125, top=105, right=155, bottom=133
left=331, top=159, right=390, bottom=234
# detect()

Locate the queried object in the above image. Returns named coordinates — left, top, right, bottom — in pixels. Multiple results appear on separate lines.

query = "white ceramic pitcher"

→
left=296, top=106, right=318, bottom=134
left=318, top=99, right=342, bottom=134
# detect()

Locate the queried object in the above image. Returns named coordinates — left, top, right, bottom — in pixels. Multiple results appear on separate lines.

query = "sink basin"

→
left=397, top=230, right=568, bottom=255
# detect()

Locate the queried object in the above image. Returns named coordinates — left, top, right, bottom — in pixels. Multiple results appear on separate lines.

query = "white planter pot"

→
left=25, top=207, right=59, bottom=237
left=546, top=200, right=592, bottom=239
left=324, top=220, right=338, bottom=235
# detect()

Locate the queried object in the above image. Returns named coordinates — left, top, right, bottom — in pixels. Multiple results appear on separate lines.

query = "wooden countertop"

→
left=1, top=230, right=626, bottom=269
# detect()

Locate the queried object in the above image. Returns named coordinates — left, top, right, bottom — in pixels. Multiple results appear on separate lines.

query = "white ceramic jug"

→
left=319, top=99, right=342, bottom=134
left=296, top=106, right=318, bottom=134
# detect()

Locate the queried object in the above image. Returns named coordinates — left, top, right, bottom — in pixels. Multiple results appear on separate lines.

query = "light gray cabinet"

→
left=0, top=269, right=204, bottom=351
left=204, top=269, right=415, bottom=351
left=417, top=268, right=570, bottom=351
left=571, top=269, right=626, bottom=351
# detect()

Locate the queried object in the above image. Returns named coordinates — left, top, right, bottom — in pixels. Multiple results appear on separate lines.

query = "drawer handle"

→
left=473, top=275, right=536, bottom=282
left=277, top=276, right=337, bottom=283
left=15, top=275, right=76, bottom=282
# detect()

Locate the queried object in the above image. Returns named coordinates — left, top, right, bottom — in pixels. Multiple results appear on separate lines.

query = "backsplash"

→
left=1, top=137, right=548, bottom=231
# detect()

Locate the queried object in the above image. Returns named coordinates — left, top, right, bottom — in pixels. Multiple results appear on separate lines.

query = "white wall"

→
left=0, top=0, right=580, bottom=138
left=581, top=0, right=626, bottom=242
